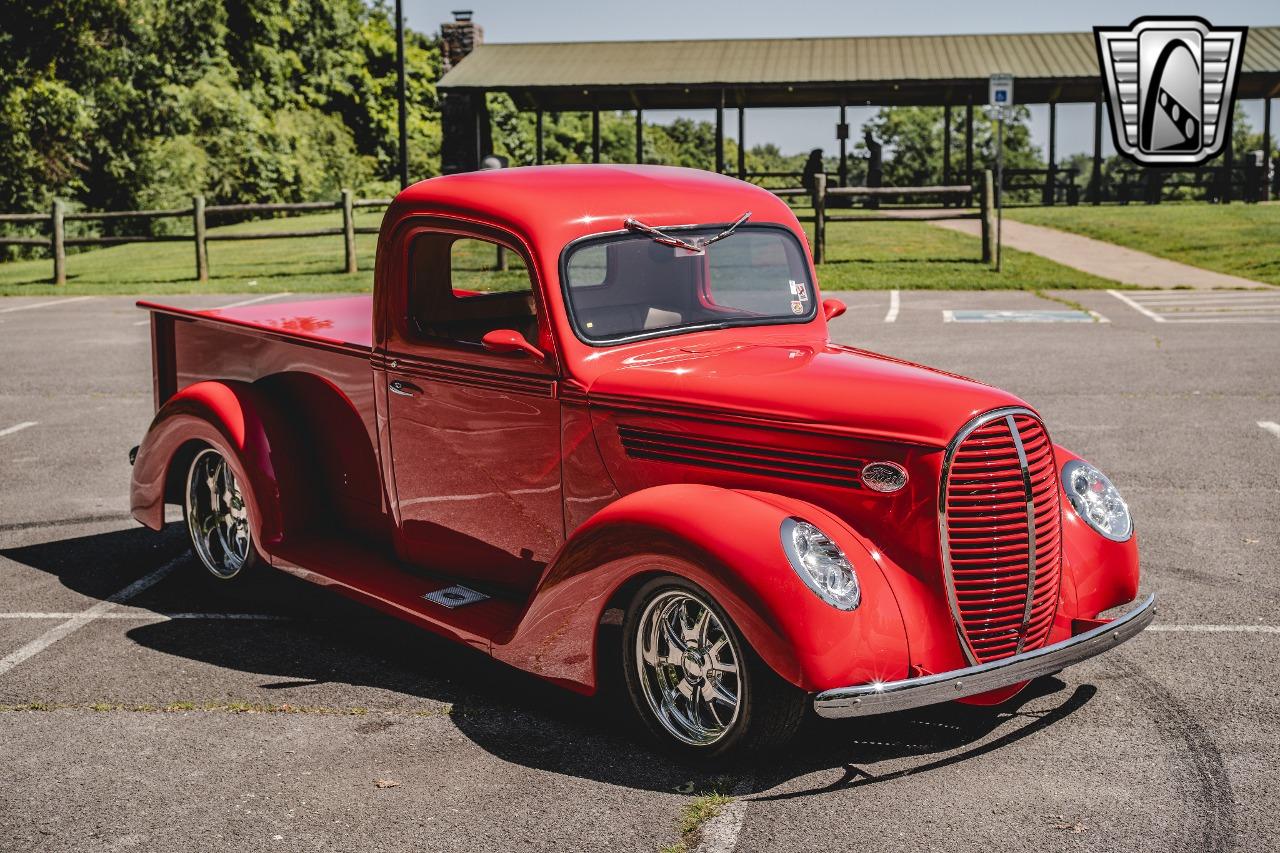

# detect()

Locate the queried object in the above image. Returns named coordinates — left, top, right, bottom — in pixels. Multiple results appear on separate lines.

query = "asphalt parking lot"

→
left=1, top=289, right=1277, bottom=852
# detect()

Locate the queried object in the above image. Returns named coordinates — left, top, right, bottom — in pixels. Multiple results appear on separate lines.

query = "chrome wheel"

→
left=185, top=448, right=252, bottom=580
left=635, top=589, right=743, bottom=747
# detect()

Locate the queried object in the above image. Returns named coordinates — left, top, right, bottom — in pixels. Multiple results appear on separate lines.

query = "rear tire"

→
left=621, top=575, right=805, bottom=759
left=183, top=447, right=260, bottom=581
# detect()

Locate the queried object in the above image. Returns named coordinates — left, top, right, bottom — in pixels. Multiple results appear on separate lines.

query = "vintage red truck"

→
left=129, top=165, right=1153, bottom=757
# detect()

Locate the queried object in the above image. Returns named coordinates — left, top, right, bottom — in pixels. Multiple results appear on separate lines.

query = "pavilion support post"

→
left=1045, top=101, right=1057, bottom=206
left=1264, top=97, right=1273, bottom=202
left=1222, top=109, right=1234, bottom=204
left=838, top=101, right=849, bottom=188
left=964, top=98, right=975, bottom=207
left=1091, top=91, right=1104, bottom=205
left=634, top=108, right=644, bottom=163
left=737, top=106, right=747, bottom=179
left=715, top=94, right=725, bottom=174
left=535, top=109, right=544, bottom=165
left=591, top=109, right=601, bottom=163
left=943, top=104, right=953, bottom=206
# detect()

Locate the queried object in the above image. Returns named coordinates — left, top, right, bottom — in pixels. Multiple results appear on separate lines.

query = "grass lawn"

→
left=1, top=203, right=1118, bottom=296
left=806, top=212, right=1115, bottom=290
left=1007, top=202, right=1280, bottom=286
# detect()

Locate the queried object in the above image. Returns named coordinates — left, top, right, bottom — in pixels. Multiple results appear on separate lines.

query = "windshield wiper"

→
left=623, top=211, right=751, bottom=254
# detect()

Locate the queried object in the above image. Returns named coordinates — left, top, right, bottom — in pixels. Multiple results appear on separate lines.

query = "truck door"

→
left=381, top=227, right=562, bottom=593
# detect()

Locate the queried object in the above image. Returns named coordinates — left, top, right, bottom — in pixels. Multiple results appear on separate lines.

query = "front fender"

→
left=492, top=483, right=910, bottom=695
left=129, top=381, right=301, bottom=551
left=1052, top=445, right=1141, bottom=637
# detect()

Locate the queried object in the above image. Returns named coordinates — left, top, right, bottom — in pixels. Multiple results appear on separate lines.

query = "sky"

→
left=404, top=1, right=1276, bottom=159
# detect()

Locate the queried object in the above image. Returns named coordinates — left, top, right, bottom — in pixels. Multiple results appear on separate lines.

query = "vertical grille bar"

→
left=1006, top=414, right=1037, bottom=655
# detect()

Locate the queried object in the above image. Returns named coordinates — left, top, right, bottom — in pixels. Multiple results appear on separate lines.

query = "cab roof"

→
left=388, top=165, right=806, bottom=251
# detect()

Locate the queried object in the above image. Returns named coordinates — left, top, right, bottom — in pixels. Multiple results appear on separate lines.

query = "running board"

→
left=266, top=536, right=525, bottom=652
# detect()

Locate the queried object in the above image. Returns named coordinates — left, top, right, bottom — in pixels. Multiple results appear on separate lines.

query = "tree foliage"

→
left=0, top=0, right=441, bottom=221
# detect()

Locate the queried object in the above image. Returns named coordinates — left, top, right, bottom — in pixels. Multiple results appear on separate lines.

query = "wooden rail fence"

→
left=781, top=170, right=996, bottom=265
left=0, top=190, right=391, bottom=284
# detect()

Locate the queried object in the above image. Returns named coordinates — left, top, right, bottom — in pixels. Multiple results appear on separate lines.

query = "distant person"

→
left=864, top=130, right=883, bottom=209
left=801, top=149, right=824, bottom=195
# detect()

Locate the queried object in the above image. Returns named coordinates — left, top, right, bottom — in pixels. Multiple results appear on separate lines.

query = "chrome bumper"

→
left=813, top=594, right=1156, bottom=719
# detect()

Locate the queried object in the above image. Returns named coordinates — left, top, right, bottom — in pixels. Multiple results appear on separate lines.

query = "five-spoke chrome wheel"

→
left=634, top=589, right=744, bottom=747
left=185, top=448, right=253, bottom=580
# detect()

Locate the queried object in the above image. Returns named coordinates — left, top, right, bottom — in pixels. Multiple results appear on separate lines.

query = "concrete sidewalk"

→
left=931, top=215, right=1275, bottom=290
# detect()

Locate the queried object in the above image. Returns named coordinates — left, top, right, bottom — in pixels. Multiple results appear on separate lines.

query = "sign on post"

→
left=988, top=74, right=1014, bottom=271
left=988, top=74, right=1014, bottom=109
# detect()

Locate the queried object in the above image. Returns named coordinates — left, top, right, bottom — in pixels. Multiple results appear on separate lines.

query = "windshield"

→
left=561, top=224, right=816, bottom=344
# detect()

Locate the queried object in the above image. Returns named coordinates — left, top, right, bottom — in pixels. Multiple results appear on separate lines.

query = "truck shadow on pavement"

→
left=4, top=524, right=1096, bottom=794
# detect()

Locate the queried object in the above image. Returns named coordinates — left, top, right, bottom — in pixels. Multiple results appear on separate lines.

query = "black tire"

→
left=182, top=446, right=261, bottom=582
left=621, top=575, right=806, bottom=760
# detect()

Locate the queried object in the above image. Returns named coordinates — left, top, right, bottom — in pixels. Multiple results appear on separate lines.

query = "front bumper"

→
left=813, top=594, right=1156, bottom=719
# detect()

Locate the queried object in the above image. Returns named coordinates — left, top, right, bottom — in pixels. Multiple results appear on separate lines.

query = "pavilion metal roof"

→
left=438, top=26, right=1280, bottom=110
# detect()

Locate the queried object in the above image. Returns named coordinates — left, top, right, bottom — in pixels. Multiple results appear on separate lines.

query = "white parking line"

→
left=0, top=555, right=184, bottom=677
left=0, top=421, right=37, bottom=438
left=0, top=296, right=94, bottom=314
left=692, top=776, right=754, bottom=853
left=0, top=612, right=290, bottom=621
left=1258, top=421, right=1280, bottom=440
left=1107, top=290, right=1166, bottom=322
left=884, top=290, right=900, bottom=323
left=1148, top=624, right=1280, bottom=633
left=133, top=292, right=293, bottom=325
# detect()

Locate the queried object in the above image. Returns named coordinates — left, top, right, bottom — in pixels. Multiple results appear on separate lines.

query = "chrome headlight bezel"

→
left=1061, top=459, right=1133, bottom=542
left=780, top=517, right=861, bottom=611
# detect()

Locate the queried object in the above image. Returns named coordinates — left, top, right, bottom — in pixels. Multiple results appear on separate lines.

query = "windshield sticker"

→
left=790, top=300, right=805, bottom=315
left=789, top=280, right=809, bottom=301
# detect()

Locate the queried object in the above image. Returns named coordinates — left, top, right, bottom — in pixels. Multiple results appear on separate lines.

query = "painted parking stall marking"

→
left=1109, top=288, right=1280, bottom=323
left=1259, top=421, right=1280, bottom=440
left=0, top=421, right=37, bottom=438
left=0, top=554, right=185, bottom=677
left=943, top=309, right=1106, bottom=323
left=884, top=289, right=900, bottom=323
left=0, top=296, right=95, bottom=315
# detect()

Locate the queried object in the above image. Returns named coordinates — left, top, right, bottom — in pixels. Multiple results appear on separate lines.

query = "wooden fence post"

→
left=811, top=173, right=827, bottom=265
left=341, top=189, right=357, bottom=274
left=51, top=199, right=66, bottom=285
left=192, top=195, right=208, bottom=282
left=980, top=170, right=995, bottom=265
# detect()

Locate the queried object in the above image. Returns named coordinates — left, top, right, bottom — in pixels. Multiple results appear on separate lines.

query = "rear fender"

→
left=129, top=381, right=301, bottom=551
left=492, top=483, right=910, bottom=695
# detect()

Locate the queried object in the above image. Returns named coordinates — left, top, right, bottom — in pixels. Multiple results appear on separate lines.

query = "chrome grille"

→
left=940, top=409, right=1063, bottom=664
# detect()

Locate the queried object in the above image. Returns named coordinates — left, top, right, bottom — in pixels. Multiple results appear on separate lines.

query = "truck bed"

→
left=138, top=294, right=374, bottom=352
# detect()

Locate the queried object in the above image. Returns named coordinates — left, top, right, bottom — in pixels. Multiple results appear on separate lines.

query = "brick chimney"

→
left=441, top=10, right=483, bottom=73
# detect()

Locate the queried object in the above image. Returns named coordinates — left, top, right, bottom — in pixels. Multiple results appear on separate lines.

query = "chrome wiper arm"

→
left=623, top=211, right=752, bottom=254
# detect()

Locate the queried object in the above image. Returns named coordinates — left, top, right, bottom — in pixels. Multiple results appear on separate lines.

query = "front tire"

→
left=622, top=575, right=805, bottom=758
left=183, top=447, right=259, bottom=581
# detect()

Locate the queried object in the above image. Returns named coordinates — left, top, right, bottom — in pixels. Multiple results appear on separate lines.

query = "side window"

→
left=450, top=237, right=532, bottom=295
left=410, top=233, right=539, bottom=346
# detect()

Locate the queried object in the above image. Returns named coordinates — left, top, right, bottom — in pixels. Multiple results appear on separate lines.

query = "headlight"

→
left=1062, top=459, right=1132, bottom=541
left=780, top=518, right=861, bottom=610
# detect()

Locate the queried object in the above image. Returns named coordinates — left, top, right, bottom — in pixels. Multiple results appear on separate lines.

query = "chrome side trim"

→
left=1006, top=414, right=1037, bottom=656
left=937, top=406, right=1041, bottom=666
left=813, top=594, right=1156, bottom=719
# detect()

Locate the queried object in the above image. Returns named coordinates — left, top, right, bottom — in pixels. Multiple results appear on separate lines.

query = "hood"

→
left=584, top=340, right=1025, bottom=448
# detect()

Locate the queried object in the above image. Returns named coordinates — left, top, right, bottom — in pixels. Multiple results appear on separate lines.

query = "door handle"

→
left=388, top=379, right=422, bottom=397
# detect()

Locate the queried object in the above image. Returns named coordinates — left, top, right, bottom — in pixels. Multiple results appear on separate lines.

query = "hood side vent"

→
left=618, top=425, right=865, bottom=489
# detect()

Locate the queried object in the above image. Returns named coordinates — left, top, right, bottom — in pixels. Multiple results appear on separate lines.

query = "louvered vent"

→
left=618, top=426, right=864, bottom=489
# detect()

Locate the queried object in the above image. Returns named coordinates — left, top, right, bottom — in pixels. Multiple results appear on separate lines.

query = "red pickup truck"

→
left=130, top=165, right=1152, bottom=757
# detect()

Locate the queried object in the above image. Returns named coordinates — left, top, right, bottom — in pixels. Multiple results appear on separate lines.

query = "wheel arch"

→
left=492, top=483, right=910, bottom=696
